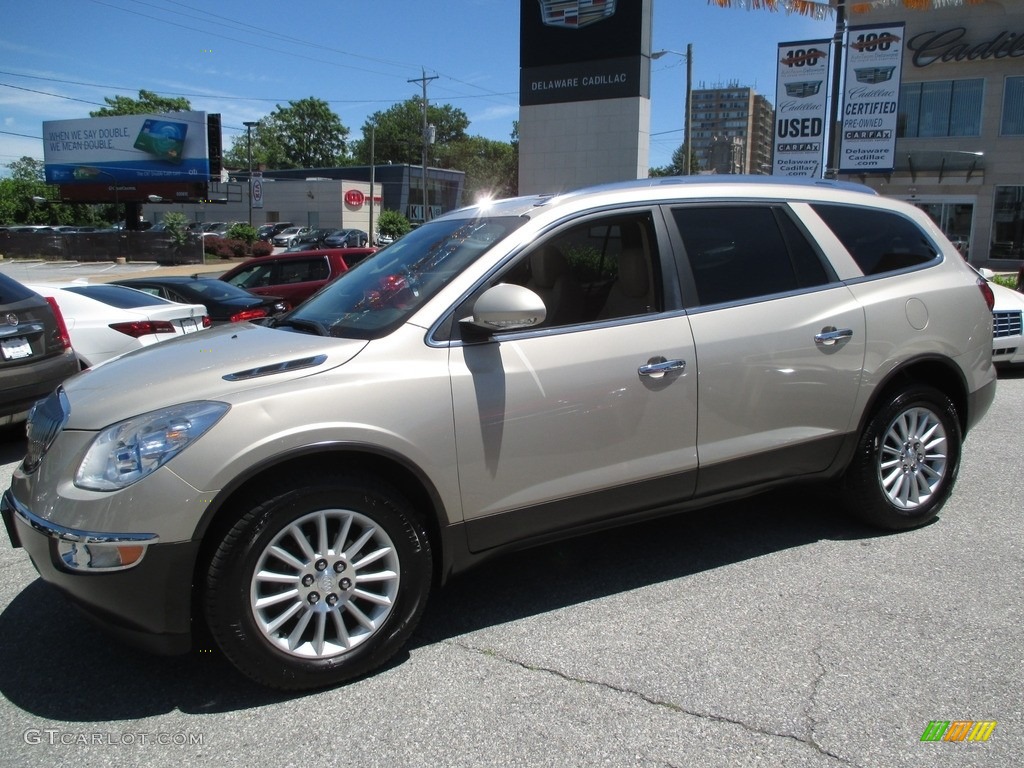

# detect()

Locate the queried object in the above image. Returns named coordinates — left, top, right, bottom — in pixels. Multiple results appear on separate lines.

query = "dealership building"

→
left=836, top=0, right=1023, bottom=268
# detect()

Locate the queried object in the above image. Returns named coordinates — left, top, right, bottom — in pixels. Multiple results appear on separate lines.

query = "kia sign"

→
left=344, top=189, right=366, bottom=207
left=43, top=111, right=213, bottom=185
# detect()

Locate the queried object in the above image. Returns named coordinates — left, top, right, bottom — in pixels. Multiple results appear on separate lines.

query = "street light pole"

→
left=652, top=45, right=694, bottom=175
left=244, top=121, right=258, bottom=226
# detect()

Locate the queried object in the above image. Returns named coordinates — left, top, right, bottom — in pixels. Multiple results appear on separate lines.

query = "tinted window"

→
left=811, top=204, right=938, bottom=275
left=0, top=273, right=37, bottom=304
left=672, top=206, right=830, bottom=306
left=64, top=284, right=174, bottom=309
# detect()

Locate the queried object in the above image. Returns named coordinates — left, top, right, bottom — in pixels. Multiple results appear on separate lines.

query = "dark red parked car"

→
left=218, top=248, right=377, bottom=306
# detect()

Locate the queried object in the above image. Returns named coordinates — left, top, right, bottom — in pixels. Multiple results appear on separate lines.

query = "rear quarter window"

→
left=810, top=203, right=939, bottom=276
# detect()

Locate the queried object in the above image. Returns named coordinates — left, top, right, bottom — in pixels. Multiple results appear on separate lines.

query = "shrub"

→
left=251, top=240, right=273, bottom=257
left=376, top=209, right=411, bottom=243
left=226, top=223, right=258, bottom=244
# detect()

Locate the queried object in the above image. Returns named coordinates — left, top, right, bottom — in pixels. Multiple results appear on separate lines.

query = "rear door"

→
left=666, top=203, right=866, bottom=495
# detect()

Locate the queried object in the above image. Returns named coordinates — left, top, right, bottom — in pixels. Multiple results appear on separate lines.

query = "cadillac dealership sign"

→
left=774, top=40, right=830, bottom=177
left=839, top=24, right=905, bottom=174
left=520, top=0, right=646, bottom=106
left=907, top=26, right=1024, bottom=67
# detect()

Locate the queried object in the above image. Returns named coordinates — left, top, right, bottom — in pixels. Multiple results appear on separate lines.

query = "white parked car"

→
left=28, top=283, right=210, bottom=368
left=982, top=271, right=1024, bottom=367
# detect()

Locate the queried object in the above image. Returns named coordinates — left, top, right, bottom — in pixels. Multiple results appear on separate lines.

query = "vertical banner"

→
left=839, top=23, right=905, bottom=174
left=774, top=39, right=830, bottom=177
left=251, top=172, right=263, bottom=209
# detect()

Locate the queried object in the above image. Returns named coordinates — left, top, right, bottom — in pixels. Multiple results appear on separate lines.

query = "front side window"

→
left=226, top=264, right=274, bottom=289
left=811, top=204, right=939, bottom=275
left=671, top=205, right=831, bottom=306
left=495, top=211, right=662, bottom=328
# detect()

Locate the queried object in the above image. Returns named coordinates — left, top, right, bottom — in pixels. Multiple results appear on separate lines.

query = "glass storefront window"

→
left=898, top=79, right=983, bottom=138
left=1002, top=77, right=1024, bottom=136
left=912, top=201, right=973, bottom=259
left=992, top=186, right=1024, bottom=261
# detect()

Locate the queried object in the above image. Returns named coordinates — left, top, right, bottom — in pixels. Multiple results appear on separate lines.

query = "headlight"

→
left=75, top=402, right=229, bottom=491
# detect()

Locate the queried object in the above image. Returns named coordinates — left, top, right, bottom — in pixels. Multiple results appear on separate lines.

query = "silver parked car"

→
left=3, top=177, right=996, bottom=690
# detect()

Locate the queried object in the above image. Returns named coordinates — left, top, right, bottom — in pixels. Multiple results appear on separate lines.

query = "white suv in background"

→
left=4, top=177, right=996, bottom=690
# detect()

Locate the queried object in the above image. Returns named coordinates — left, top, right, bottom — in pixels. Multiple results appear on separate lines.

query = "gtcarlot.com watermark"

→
left=23, top=728, right=204, bottom=747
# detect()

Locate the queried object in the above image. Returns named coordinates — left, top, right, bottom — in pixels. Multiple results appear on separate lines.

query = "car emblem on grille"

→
left=4, top=313, right=18, bottom=326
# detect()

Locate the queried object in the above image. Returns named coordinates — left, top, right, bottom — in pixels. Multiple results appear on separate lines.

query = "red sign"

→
left=344, top=189, right=365, bottom=207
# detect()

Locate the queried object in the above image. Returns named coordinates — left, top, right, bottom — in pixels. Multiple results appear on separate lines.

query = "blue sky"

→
left=0, top=0, right=835, bottom=178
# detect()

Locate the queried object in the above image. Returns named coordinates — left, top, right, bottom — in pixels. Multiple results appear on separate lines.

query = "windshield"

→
left=284, top=214, right=525, bottom=339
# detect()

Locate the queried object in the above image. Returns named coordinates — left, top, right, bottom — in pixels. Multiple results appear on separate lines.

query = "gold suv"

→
left=3, top=178, right=996, bottom=689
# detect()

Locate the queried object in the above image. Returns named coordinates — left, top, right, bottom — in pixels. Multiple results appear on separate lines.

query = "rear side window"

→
left=280, top=258, right=329, bottom=283
left=0, top=273, right=36, bottom=304
left=64, top=284, right=173, bottom=309
left=671, top=205, right=831, bottom=306
left=810, top=204, right=939, bottom=275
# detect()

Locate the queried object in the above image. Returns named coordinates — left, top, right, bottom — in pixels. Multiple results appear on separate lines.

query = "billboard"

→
left=520, top=0, right=649, bottom=106
left=43, top=111, right=213, bottom=185
left=773, top=40, right=830, bottom=178
left=839, top=23, right=905, bottom=174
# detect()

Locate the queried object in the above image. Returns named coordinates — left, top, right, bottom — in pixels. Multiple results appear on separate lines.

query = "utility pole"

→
left=408, top=68, right=438, bottom=223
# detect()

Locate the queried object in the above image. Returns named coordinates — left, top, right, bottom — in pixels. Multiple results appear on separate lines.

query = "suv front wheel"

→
left=204, top=472, right=433, bottom=689
left=843, top=384, right=962, bottom=530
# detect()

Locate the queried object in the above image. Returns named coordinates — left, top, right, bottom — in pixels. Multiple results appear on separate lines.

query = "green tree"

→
left=439, top=136, right=517, bottom=202
left=224, top=98, right=349, bottom=170
left=0, top=157, right=90, bottom=226
left=90, top=89, right=191, bottom=117
left=649, top=143, right=699, bottom=177
left=352, top=98, right=471, bottom=165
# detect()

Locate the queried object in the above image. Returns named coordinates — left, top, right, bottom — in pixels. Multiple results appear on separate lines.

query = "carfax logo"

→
left=538, top=0, right=615, bottom=29
left=920, top=720, right=997, bottom=742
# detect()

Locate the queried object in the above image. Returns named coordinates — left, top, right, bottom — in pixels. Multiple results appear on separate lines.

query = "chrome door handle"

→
left=815, top=327, right=853, bottom=346
left=638, top=358, right=686, bottom=378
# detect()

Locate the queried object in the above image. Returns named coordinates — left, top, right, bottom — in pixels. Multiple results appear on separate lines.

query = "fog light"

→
left=58, top=541, right=149, bottom=571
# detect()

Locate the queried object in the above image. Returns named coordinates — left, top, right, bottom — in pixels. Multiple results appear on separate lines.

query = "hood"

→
left=62, top=322, right=367, bottom=429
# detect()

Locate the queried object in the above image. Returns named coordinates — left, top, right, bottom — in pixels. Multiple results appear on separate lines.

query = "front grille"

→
left=993, top=309, right=1022, bottom=339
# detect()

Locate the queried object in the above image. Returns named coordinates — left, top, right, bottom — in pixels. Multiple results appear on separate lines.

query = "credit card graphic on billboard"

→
left=133, top=119, right=188, bottom=164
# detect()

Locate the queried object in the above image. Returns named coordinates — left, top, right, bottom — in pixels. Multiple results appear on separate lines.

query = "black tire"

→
left=842, top=384, right=962, bottom=530
left=204, top=472, right=432, bottom=690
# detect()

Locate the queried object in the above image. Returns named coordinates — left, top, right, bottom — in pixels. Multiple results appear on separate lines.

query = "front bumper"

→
left=2, top=489, right=199, bottom=655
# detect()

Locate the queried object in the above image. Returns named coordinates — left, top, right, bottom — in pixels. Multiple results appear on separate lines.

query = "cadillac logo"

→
left=538, top=0, right=616, bottom=29
left=4, top=313, right=18, bottom=327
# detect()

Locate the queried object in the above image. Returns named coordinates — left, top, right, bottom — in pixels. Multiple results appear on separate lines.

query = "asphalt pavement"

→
left=0, top=350, right=1020, bottom=767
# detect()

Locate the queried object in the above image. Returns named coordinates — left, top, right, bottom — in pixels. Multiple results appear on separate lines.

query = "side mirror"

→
left=460, top=283, right=547, bottom=338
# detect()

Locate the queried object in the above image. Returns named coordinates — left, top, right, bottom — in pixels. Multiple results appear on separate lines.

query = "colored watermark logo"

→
left=920, top=721, right=997, bottom=742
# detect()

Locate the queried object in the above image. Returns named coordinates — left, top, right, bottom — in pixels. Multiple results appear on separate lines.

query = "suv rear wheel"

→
left=843, top=384, right=962, bottom=530
left=204, top=472, right=433, bottom=689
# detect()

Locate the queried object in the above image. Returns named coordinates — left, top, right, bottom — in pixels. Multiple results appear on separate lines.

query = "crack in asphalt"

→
left=454, top=640, right=862, bottom=767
